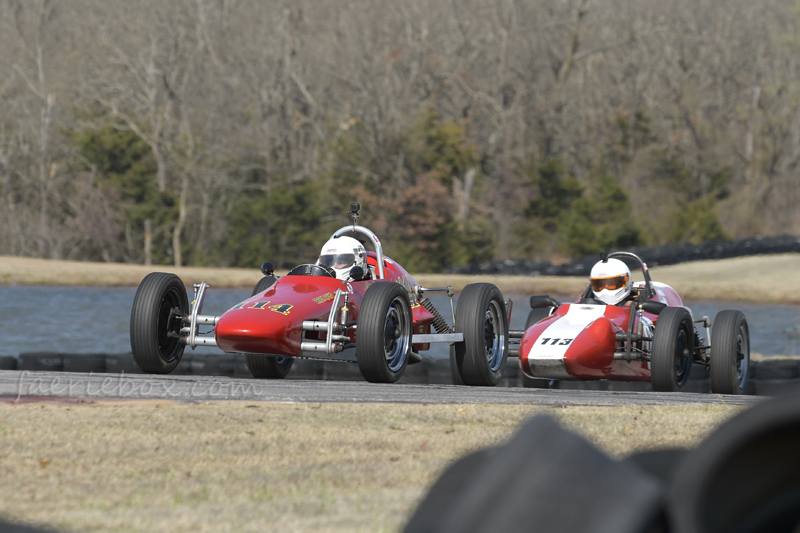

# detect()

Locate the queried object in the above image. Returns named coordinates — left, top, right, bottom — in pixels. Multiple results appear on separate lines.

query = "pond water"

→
left=1, top=286, right=798, bottom=358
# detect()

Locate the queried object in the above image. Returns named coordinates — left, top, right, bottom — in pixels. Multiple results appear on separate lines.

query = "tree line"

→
left=1, top=0, right=798, bottom=272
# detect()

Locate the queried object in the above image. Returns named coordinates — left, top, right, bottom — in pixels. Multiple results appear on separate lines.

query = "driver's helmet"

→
left=589, top=258, right=632, bottom=305
left=316, top=236, right=366, bottom=280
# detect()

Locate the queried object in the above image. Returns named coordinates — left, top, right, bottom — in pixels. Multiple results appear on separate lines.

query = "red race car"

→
left=130, top=204, right=510, bottom=385
left=510, top=251, right=750, bottom=394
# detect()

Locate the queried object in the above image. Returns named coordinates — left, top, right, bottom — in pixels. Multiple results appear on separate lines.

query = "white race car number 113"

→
left=540, top=338, right=573, bottom=346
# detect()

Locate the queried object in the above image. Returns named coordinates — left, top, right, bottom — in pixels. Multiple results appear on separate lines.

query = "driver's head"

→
left=317, top=236, right=366, bottom=280
left=589, top=258, right=632, bottom=305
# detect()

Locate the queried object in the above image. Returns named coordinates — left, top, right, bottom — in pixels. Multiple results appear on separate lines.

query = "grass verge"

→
left=1, top=254, right=799, bottom=302
left=0, top=400, right=742, bottom=532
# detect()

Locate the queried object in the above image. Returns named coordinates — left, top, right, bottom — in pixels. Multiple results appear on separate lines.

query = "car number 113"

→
left=540, top=338, right=573, bottom=346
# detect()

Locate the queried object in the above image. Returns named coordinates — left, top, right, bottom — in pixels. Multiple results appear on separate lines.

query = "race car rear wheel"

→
left=356, top=282, right=413, bottom=383
left=245, top=354, right=293, bottom=379
left=650, top=307, right=694, bottom=392
left=452, top=283, right=508, bottom=386
left=709, top=310, right=750, bottom=395
left=130, top=272, right=189, bottom=374
left=251, top=275, right=277, bottom=296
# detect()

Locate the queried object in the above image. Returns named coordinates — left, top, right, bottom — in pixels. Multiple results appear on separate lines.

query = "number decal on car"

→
left=540, top=338, right=573, bottom=346
left=231, top=301, right=293, bottom=315
left=313, top=293, right=334, bottom=304
left=268, top=304, right=293, bottom=315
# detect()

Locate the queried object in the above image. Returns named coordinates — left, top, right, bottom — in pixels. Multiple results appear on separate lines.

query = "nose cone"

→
left=214, top=276, right=344, bottom=356
left=564, top=316, right=617, bottom=373
left=215, top=305, right=300, bottom=355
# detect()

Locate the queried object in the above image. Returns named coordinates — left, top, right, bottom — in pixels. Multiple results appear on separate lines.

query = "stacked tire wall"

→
left=454, top=235, right=800, bottom=276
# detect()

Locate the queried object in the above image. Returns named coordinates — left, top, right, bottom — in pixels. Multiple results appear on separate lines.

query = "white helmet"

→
left=317, top=236, right=366, bottom=280
left=589, top=258, right=632, bottom=305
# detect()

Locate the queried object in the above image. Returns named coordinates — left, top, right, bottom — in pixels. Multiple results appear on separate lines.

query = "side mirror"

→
left=349, top=265, right=364, bottom=281
left=530, top=295, right=560, bottom=310
left=261, top=261, right=275, bottom=277
left=642, top=301, right=667, bottom=316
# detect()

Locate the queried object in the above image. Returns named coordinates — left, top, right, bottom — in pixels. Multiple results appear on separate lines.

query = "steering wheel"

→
left=286, top=264, right=337, bottom=278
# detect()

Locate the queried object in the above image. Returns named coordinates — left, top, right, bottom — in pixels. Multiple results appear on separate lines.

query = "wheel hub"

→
left=382, top=297, right=410, bottom=372
left=483, top=301, right=506, bottom=372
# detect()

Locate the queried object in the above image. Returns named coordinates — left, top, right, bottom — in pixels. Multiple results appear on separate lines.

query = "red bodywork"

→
left=214, top=253, right=434, bottom=357
left=519, top=282, right=690, bottom=381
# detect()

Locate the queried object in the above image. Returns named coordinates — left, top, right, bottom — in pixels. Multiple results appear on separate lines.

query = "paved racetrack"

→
left=0, top=370, right=760, bottom=406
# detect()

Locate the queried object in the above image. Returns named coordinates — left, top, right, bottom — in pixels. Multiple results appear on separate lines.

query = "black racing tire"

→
left=651, top=307, right=694, bottom=392
left=525, top=307, right=553, bottom=330
left=130, top=272, right=189, bottom=374
left=251, top=275, right=277, bottom=296
left=245, top=354, right=293, bottom=379
left=355, top=282, right=413, bottom=383
left=452, top=283, right=509, bottom=387
left=710, top=310, right=750, bottom=395
left=449, top=345, right=465, bottom=385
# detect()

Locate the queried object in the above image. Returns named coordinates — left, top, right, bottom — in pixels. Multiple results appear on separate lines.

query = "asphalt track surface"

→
left=0, top=370, right=760, bottom=406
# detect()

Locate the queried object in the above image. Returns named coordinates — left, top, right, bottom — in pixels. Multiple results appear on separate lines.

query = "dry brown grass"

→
left=0, top=400, right=741, bottom=533
left=0, top=256, right=263, bottom=289
left=647, top=254, right=800, bottom=303
left=2, top=254, right=799, bottom=302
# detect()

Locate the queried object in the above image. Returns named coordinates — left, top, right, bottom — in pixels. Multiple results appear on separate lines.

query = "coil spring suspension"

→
left=419, top=298, right=452, bottom=333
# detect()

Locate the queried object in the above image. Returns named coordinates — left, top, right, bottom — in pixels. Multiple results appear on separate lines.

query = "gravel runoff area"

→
left=1, top=253, right=800, bottom=302
left=0, top=397, right=744, bottom=533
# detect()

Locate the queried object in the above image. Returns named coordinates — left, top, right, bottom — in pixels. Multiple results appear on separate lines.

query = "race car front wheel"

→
left=245, top=354, right=293, bottom=379
left=356, top=282, right=413, bottom=383
left=452, top=283, right=508, bottom=386
left=525, top=307, right=554, bottom=330
left=130, top=272, right=189, bottom=374
left=710, top=310, right=750, bottom=395
left=651, top=307, right=694, bottom=392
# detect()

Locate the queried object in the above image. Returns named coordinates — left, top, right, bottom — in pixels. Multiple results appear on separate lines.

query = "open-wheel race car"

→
left=507, top=251, right=751, bottom=394
left=130, top=204, right=510, bottom=385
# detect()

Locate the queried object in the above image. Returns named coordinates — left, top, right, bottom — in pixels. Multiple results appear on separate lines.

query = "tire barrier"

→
left=1, top=353, right=798, bottom=395
left=104, top=353, right=143, bottom=374
left=62, top=353, right=106, bottom=373
left=189, top=353, right=236, bottom=376
left=453, top=234, right=800, bottom=276
left=0, top=517, right=56, bottom=532
left=171, top=353, right=193, bottom=375
left=753, top=360, right=799, bottom=380
left=17, top=353, right=63, bottom=372
left=405, top=390, right=800, bottom=533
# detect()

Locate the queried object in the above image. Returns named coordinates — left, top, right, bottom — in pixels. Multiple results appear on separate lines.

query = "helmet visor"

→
left=319, top=253, right=355, bottom=270
left=591, top=274, right=630, bottom=293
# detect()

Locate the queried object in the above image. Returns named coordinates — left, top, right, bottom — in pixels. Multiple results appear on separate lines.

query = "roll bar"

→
left=330, top=225, right=385, bottom=279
